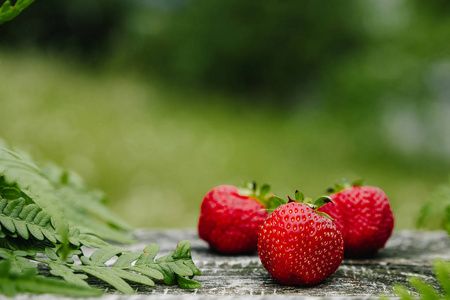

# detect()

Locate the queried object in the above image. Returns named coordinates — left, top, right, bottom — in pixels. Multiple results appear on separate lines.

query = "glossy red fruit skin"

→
left=258, top=202, right=344, bottom=286
left=319, top=185, right=394, bottom=258
left=198, top=185, right=268, bottom=254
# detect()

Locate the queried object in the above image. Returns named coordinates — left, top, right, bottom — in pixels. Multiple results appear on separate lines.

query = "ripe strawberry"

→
left=319, top=181, right=394, bottom=258
left=258, top=191, right=344, bottom=286
left=198, top=183, right=273, bottom=254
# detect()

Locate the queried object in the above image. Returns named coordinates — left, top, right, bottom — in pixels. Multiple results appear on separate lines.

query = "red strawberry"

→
left=258, top=191, right=344, bottom=286
left=198, top=183, right=272, bottom=254
left=319, top=181, right=394, bottom=258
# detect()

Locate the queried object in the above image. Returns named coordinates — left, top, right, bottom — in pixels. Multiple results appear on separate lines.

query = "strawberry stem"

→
left=238, top=181, right=275, bottom=208
left=327, top=178, right=364, bottom=194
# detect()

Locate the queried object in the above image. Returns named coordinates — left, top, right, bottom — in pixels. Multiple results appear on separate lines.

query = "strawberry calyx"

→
left=268, top=190, right=335, bottom=221
left=238, top=181, right=275, bottom=208
left=326, top=178, right=364, bottom=194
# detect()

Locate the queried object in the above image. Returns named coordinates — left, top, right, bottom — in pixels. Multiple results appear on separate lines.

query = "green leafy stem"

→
left=0, top=0, right=35, bottom=25
left=381, top=260, right=450, bottom=300
left=0, top=140, right=202, bottom=296
left=1, top=240, right=202, bottom=296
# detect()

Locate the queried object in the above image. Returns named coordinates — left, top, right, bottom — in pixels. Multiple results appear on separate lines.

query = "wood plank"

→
left=17, top=230, right=450, bottom=299
left=127, top=230, right=450, bottom=298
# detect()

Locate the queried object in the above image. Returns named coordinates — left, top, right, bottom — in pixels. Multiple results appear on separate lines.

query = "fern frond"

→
left=0, top=235, right=54, bottom=252
left=60, top=203, right=136, bottom=244
left=44, top=164, right=133, bottom=232
left=41, top=162, right=135, bottom=243
left=387, top=260, right=450, bottom=300
left=71, top=245, right=162, bottom=294
left=176, top=275, right=202, bottom=289
left=82, top=245, right=129, bottom=267
left=69, top=240, right=201, bottom=294
left=0, top=140, right=202, bottom=295
left=417, top=178, right=450, bottom=235
left=0, top=259, right=103, bottom=297
left=434, top=260, right=450, bottom=297
left=0, top=141, right=133, bottom=246
left=34, top=258, right=90, bottom=288
left=0, top=0, right=35, bottom=25
left=0, top=145, right=69, bottom=250
left=408, top=277, right=441, bottom=300
left=0, top=197, right=88, bottom=253
left=0, top=248, right=37, bottom=273
left=71, top=266, right=136, bottom=295
left=0, top=198, right=57, bottom=241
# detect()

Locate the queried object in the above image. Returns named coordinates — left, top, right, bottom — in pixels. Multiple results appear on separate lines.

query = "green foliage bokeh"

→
left=0, top=0, right=450, bottom=229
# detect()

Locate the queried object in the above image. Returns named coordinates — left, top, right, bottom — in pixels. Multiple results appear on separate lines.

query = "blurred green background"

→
left=1, top=0, right=449, bottom=230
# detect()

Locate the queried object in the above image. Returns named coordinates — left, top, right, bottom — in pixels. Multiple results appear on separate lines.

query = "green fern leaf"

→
left=75, top=232, right=110, bottom=249
left=0, top=141, right=201, bottom=296
left=110, top=268, right=156, bottom=286
left=4, top=198, right=25, bottom=218
left=0, top=197, right=6, bottom=210
left=0, top=248, right=37, bottom=273
left=62, top=209, right=136, bottom=244
left=129, top=265, right=164, bottom=281
left=0, top=0, right=35, bottom=25
left=152, top=263, right=176, bottom=285
left=0, top=260, right=103, bottom=297
left=1, top=187, right=22, bottom=200
left=0, top=214, right=15, bottom=232
left=166, top=261, right=194, bottom=277
left=13, top=219, right=29, bottom=240
left=386, top=260, right=450, bottom=300
left=0, top=197, right=62, bottom=246
left=52, top=176, right=133, bottom=231
left=155, top=240, right=202, bottom=277
left=75, top=245, right=165, bottom=291
left=44, top=163, right=134, bottom=233
left=134, top=243, right=160, bottom=265
left=87, top=246, right=129, bottom=266
left=392, top=285, right=415, bottom=300
left=0, top=235, right=54, bottom=252
left=69, top=241, right=200, bottom=293
left=417, top=178, right=450, bottom=234
left=434, top=260, right=450, bottom=297
left=143, top=243, right=160, bottom=260
left=71, top=265, right=135, bottom=295
left=172, top=240, right=192, bottom=259
left=0, top=143, right=120, bottom=248
left=176, top=274, right=202, bottom=289
left=26, top=223, right=45, bottom=240
left=19, top=204, right=40, bottom=222
left=408, top=277, right=441, bottom=300
left=44, top=247, right=60, bottom=261
left=112, top=252, right=141, bottom=267
left=35, top=258, right=90, bottom=288
left=0, top=145, right=69, bottom=251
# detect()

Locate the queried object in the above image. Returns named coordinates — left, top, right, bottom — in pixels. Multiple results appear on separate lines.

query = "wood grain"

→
left=17, top=230, right=450, bottom=299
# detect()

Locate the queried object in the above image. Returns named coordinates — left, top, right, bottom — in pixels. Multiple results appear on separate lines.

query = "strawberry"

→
left=319, top=180, right=395, bottom=258
left=198, top=183, right=273, bottom=254
left=258, top=191, right=344, bottom=286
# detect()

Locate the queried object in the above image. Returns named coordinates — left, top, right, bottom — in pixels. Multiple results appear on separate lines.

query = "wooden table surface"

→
left=10, top=229, right=450, bottom=300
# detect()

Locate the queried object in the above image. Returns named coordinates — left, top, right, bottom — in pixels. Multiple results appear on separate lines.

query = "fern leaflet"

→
left=417, top=177, right=450, bottom=235
left=69, top=240, right=201, bottom=294
left=43, top=163, right=136, bottom=243
left=0, top=0, right=35, bottom=25
left=380, top=260, right=450, bottom=300
left=0, top=140, right=202, bottom=296
left=0, top=248, right=37, bottom=273
left=0, top=259, right=103, bottom=297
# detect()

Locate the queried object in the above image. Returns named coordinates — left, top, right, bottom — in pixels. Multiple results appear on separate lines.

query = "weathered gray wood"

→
left=12, top=230, right=450, bottom=300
